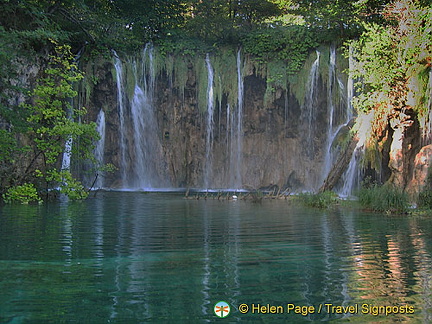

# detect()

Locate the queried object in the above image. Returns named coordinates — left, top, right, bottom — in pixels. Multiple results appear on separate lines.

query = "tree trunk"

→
left=319, top=137, right=359, bottom=193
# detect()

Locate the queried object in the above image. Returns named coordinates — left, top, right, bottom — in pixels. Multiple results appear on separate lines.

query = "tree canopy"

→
left=0, top=0, right=407, bottom=55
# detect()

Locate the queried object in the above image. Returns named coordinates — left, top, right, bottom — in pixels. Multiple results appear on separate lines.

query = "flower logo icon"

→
left=214, top=301, right=230, bottom=318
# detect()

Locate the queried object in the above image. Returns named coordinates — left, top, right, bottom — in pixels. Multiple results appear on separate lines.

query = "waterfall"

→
left=113, top=52, right=128, bottom=186
left=229, top=49, right=244, bottom=189
left=204, top=54, right=215, bottom=189
left=61, top=137, right=72, bottom=171
left=94, top=109, right=106, bottom=189
left=130, top=84, right=160, bottom=188
left=322, top=45, right=337, bottom=179
left=337, top=45, right=362, bottom=197
left=129, top=44, right=166, bottom=189
left=338, top=112, right=373, bottom=197
left=304, top=50, right=320, bottom=158
left=112, top=45, right=168, bottom=190
left=61, top=106, right=73, bottom=171
left=321, top=44, right=357, bottom=191
left=322, top=45, right=352, bottom=183
left=339, top=144, right=363, bottom=197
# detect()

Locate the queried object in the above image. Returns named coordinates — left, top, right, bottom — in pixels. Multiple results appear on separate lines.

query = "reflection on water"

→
left=0, top=192, right=432, bottom=322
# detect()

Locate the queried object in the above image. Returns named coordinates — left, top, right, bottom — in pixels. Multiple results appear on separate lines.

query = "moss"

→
left=213, top=48, right=238, bottom=109
left=195, top=55, right=208, bottom=113
left=361, top=138, right=382, bottom=172
left=173, top=56, right=189, bottom=100
left=288, top=50, right=319, bottom=107
left=124, top=59, right=136, bottom=100
left=317, top=45, right=330, bottom=87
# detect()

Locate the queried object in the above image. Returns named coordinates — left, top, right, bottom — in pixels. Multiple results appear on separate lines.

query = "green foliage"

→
left=213, top=49, right=239, bottom=108
left=241, top=25, right=318, bottom=74
left=0, top=130, right=18, bottom=164
left=174, top=56, right=189, bottom=99
left=357, top=181, right=409, bottom=213
left=0, top=41, right=99, bottom=202
left=241, top=25, right=318, bottom=106
left=347, top=1, right=432, bottom=136
left=23, top=42, right=98, bottom=166
left=418, top=190, right=432, bottom=209
left=156, top=36, right=212, bottom=57
left=3, top=183, right=42, bottom=204
left=288, top=50, right=321, bottom=107
left=183, top=0, right=282, bottom=44
left=298, top=191, right=339, bottom=209
left=288, top=0, right=393, bottom=40
left=195, top=56, right=210, bottom=113
left=0, top=0, right=397, bottom=58
left=45, top=170, right=89, bottom=200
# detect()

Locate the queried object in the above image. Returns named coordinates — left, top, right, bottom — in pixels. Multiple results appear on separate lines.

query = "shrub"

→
left=418, top=190, right=432, bottom=209
left=357, top=183, right=409, bottom=213
left=2, top=183, right=42, bottom=204
left=298, top=191, right=339, bottom=209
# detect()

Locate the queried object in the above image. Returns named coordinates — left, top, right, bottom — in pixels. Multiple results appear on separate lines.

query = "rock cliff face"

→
left=76, top=45, right=430, bottom=195
left=78, top=45, right=353, bottom=191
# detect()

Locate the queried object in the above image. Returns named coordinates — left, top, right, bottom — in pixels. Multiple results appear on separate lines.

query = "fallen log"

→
left=319, top=136, right=359, bottom=193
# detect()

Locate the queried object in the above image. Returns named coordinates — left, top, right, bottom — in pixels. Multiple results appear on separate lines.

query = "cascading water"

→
left=229, top=49, right=244, bottom=189
left=322, top=45, right=337, bottom=179
left=61, top=137, right=72, bottom=171
left=129, top=44, right=167, bottom=189
left=338, top=112, right=373, bottom=197
left=130, top=84, right=161, bottom=188
left=94, top=109, right=106, bottom=189
left=113, top=51, right=128, bottom=186
left=337, top=45, right=364, bottom=197
left=303, top=50, right=320, bottom=158
left=204, top=54, right=215, bottom=189
left=105, top=45, right=363, bottom=192
left=61, top=107, right=73, bottom=171
left=322, top=45, right=354, bottom=184
left=112, top=45, right=168, bottom=189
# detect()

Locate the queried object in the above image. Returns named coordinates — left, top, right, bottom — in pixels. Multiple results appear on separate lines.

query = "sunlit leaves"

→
left=241, top=25, right=318, bottom=74
left=347, top=0, right=432, bottom=147
left=11, top=41, right=99, bottom=201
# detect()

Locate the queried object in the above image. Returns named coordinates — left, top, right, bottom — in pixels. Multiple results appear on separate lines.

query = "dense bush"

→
left=241, top=25, right=318, bottom=74
left=298, top=191, right=339, bottom=209
left=357, top=183, right=409, bottom=213
left=2, top=183, right=42, bottom=204
left=418, top=190, right=432, bottom=209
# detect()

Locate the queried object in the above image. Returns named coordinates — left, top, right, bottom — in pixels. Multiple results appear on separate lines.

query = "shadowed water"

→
left=0, top=192, right=431, bottom=323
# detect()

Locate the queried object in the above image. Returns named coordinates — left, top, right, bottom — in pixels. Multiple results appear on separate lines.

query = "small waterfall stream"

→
left=61, top=137, right=72, bottom=171
left=339, top=112, right=373, bottom=197
left=61, top=106, right=73, bottom=172
left=204, top=53, right=215, bottom=189
left=113, top=44, right=167, bottom=189
left=304, top=50, right=321, bottom=158
left=337, top=45, right=362, bottom=197
left=130, top=45, right=162, bottom=189
left=229, top=49, right=244, bottom=189
left=94, top=109, right=106, bottom=188
left=113, top=51, right=128, bottom=185
left=322, top=45, right=354, bottom=186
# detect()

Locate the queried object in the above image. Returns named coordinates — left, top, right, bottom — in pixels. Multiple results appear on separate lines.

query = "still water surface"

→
left=0, top=192, right=431, bottom=323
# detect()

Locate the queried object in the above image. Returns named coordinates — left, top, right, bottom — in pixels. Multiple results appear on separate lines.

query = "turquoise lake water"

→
left=0, top=192, right=431, bottom=323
